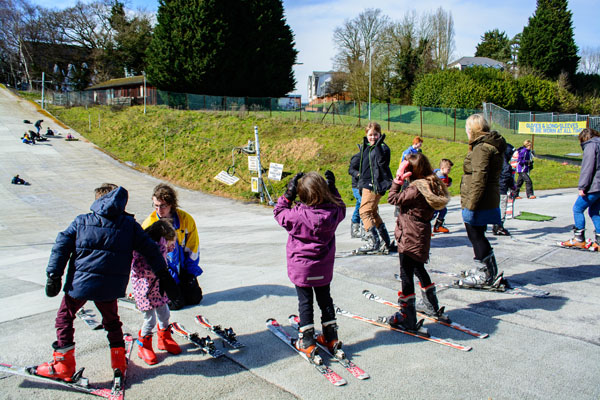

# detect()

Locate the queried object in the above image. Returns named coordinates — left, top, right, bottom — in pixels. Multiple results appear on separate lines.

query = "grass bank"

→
left=46, top=104, right=580, bottom=204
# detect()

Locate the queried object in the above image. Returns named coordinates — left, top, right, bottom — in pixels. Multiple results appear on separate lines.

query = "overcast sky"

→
left=32, top=0, right=597, bottom=100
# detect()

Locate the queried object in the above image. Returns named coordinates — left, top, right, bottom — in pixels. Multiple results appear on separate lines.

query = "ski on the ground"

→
left=109, top=333, right=134, bottom=400
left=0, top=363, right=113, bottom=398
left=361, top=289, right=488, bottom=339
left=266, top=318, right=347, bottom=386
left=117, top=293, right=136, bottom=305
left=194, top=315, right=244, bottom=349
left=76, top=308, right=103, bottom=330
left=335, top=306, right=472, bottom=352
left=555, top=239, right=598, bottom=252
left=336, top=249, right=396, bottom=258
left=170, top=322, right=224, bottom=358
left=287, top=315, right=369, bottom=380
left=399, top=271, right=550, bottom=298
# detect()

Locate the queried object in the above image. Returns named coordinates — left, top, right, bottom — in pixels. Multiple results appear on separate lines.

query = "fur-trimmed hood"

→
left=411, top=178, right=450, bottom=211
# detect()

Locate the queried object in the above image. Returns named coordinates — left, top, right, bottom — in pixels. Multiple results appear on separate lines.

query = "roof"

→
left=449, top=56, right=505, bottom=68
left=85, top=76, right=145, bottom=90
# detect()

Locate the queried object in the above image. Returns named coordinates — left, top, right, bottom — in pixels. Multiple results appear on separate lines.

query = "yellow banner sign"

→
left=518, top=121, right=586, bottom=135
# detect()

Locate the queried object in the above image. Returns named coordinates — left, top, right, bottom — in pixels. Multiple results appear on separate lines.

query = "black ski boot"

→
left=492, top=224, right=511, bottom=236
left=376, top=223, right=396, bottom=254
left=416, top=283, right=450, bottom=323
left=356, top=227, right=381, bottom=253
left=295, top=325, right=319, bottom=362
left=316, top=320, right=343, bottom=357
left=380, top=293, right=428, bottom=336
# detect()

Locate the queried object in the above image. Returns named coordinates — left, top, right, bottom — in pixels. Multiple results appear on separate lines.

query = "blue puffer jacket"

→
left=47, top=187, right=168, bottom=302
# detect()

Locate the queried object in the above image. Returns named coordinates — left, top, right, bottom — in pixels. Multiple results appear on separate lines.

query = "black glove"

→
left=156, top=268, right=182, bottom=304
left=284, top=172, right=304, bottom=202
left=324, top=170, right=336, bottom=191
left=45, top=274, right=62, bottom=297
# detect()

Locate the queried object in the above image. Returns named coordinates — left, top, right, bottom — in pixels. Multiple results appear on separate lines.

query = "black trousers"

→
left=516, top=172, right=534, bottom=197
left=398, top=253, right=432, bottom=296
left=295, top=284, right=335, bottom=328
left=464, top=223, right=492, bottom=260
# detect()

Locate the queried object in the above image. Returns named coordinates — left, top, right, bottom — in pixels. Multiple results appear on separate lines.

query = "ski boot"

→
left=137, top=330, right=158, bottom=365
left=433, top=218, right=449, bottom=233
left=460, top=252, right=499, bottom=287
left=587, top=232, right=600, bottom=252
left=316, top=320, right=344, bottom=358
left=558, top=227, right=587, bottom=249
left=110, top=346, right=127, bottom=378
left=492, top=224, right=511, bottom=236
left=376, top=223, right=396, bottom=254
left=355, top=227, right=381, bottom=254
left=380, top=293, right=428, bottom=337
left=295, top=324, right=320, bottom=362
left=34, top=342, right=76, bottom=381
left=416, top=283, right=450, bottom=323
left=350, top=222, right=361, bottom=238
left=157, top=324, right=181, bottom=355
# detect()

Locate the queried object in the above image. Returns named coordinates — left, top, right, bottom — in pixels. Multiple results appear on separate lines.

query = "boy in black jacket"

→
left=349, top=122, right=394, bottom=253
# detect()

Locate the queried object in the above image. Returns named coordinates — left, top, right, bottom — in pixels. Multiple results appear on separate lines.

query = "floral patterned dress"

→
left=131, top=237, right=169, bottom=311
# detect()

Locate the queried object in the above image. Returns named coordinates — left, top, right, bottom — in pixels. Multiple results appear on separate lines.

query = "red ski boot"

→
left=137, top=330, right=157, bottom=365
left=35, top=342, right=76, bottom=381
left=157, top=325, right=181, bottom=355
left=111, top=346, right=127, bottom=374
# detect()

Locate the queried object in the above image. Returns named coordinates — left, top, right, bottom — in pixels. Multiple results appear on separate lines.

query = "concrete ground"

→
left=0, top=86, right=599, bottom=400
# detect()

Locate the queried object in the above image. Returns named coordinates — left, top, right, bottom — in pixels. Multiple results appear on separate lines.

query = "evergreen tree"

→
left=475, top=29, right=511, bottom=63
left=146, top=0, right=297, bottom=97
left=518, top=0, right=579, bottom=79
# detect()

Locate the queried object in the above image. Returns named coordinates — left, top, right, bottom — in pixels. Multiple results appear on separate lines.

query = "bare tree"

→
left=579, top=46, right=600, bottom=75
left=427, top=7, right=455, bottom=69
left=332, top=8, right=390, bottom=101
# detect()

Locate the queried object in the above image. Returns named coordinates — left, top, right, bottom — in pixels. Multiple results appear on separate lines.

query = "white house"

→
left=307, top=71, right=335, bottom=102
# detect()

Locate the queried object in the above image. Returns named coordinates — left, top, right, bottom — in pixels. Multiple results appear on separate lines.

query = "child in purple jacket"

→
left=274, top=171, right=346, bottom=359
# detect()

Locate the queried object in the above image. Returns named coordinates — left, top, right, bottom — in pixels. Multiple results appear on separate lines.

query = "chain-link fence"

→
left=43, top=86, right=598, bottom=160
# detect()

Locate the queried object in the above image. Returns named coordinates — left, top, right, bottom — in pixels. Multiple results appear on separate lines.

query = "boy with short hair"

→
left=432, top=159, right=453, bottom=233
left=36, top=183, right=178, bottom=382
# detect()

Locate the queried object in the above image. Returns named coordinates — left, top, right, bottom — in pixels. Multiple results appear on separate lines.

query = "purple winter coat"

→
left=274, top=193, right=346, bottom=287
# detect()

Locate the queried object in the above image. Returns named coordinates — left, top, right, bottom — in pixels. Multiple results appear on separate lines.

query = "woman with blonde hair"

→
left=458, top=114, right=507, bottom=287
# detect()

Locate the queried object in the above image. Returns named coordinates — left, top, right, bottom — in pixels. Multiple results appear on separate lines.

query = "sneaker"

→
left=493, top=226, right=511, bottom=236
left=528, top=196, right=536, bottom=199
left=433, top=225, right=449, bottom=233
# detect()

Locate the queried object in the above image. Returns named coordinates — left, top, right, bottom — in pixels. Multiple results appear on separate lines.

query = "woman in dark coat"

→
left=459, top=114, right=506, bottom=287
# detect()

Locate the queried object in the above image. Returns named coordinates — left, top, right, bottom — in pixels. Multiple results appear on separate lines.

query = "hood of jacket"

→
left=470, top=130, right=506, bottom=154
left=90, top=186, right=128, bottom=218
left=411, top=178, right=450, bottom=211
left=581, top=136, right=600, bottom=150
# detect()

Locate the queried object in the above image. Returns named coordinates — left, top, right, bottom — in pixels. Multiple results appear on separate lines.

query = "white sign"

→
left=251, top=177, right=260, bottom=193
left=248, top=156, right=259, bottom=172
left=268, top=163, right=284, bottom=181
left=214, top=171, right=240, bottom=186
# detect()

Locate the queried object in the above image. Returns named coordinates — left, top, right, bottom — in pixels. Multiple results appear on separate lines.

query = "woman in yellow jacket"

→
left=143, top=183, right=203, bottom=309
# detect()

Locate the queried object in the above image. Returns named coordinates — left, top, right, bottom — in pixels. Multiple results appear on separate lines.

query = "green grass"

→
left=44, top=103, right=580, bottom=204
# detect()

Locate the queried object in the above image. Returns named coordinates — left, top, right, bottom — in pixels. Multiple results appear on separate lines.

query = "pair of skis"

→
left=170, top=315, right=244, bottom=358
left=0, top=334, right=134, bottom=399
left=420, top=270, right=550, bottom=297
left=266, top=318, right=355, bottom=386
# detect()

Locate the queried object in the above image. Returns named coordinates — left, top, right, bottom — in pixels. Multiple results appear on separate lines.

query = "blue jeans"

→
left=573, top=192, right=600, bottom=231
left=432, top=207, right=448, bottom=221
left=351, top=188, right=362, bottom=223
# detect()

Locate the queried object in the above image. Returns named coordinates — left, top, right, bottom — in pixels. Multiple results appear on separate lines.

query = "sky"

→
left=32, top=0, right=598, bottom=101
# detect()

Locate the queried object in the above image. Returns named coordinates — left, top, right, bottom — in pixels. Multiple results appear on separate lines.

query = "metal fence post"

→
left=387, top=102, right=390, bottom=131
left=453, top=108, right=456, bottom=142
left=420, top=106, right=423, bottom=137
left=358, top=102, right=361, bottom=126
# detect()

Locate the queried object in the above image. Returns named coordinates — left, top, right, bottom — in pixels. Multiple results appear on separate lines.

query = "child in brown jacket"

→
left=382, top=153, right=450, bottom=336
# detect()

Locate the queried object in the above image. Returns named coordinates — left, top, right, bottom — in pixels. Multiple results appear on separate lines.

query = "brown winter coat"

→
left=388, top=178, right=450, bottom=263
left=460, top=131, right=506, bottom=210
